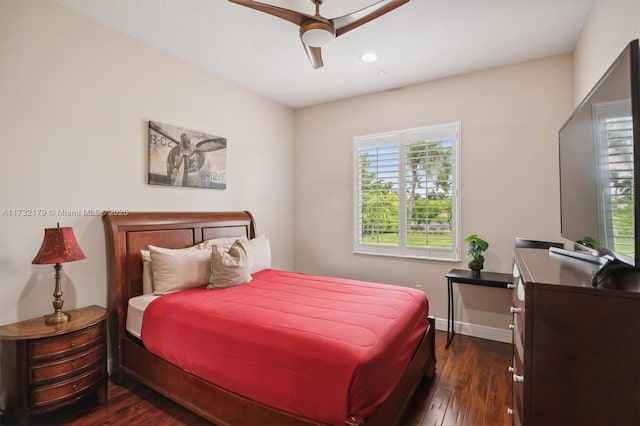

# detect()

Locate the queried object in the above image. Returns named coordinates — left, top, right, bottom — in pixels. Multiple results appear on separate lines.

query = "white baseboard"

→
left=433, top=317, right=512, bottom=344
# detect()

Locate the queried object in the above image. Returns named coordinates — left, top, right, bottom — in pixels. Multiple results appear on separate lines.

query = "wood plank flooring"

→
left=4, top=331, right=512, bottom=426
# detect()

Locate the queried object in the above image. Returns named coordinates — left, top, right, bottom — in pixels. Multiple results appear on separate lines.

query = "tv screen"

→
left=559, top=39, right=640, bottom=266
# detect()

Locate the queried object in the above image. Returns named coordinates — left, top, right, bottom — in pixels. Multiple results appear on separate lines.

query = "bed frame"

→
left=103, top=211, right=436, bottom=426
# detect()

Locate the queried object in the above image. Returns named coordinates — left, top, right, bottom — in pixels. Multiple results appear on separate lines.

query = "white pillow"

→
left=208, top=241, right=252, bottom=289
left=140, top=236, right=248, bottom=294
left=149, top=245, right=212, bottom=295
left=238, top=234, right=272, bottom=274
left=141, top=250, right=154, bottom=294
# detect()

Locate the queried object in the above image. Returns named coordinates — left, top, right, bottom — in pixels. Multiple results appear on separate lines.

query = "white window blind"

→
left=353, top=123, right=461, bottom=261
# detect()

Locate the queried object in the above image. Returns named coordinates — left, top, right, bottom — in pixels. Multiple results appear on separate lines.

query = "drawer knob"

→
left=507, top=283, right=516, bottom=289
left=507, top=408, right=513, bottom=415
left=70, top=340, right=77, bottom=347
left=513, top=374, right=524, bottom=383
left=509, top=324, right=515, bottom=330
left=71, top=362, right=77, bottom=369
left=510, top=306, right=522, bottom=314
left=72, top=384, right=78, bottom=391
left=508, top=366, right=515, bottom=373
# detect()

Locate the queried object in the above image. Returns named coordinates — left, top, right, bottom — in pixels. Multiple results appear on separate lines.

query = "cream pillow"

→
left=141, top=245, right=200, bottom=294
left=149, top=245, right=212, bottom=295
left=208, top=241, right=252, bottom=289
left=238, top=234, right=272, bottom=274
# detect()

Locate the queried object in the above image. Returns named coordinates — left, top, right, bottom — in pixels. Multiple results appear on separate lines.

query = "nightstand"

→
left=0, top=305, right=108, bottom=426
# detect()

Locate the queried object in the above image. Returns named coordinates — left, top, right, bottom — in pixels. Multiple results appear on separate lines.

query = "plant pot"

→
left=468, top=261, right=483, bottom=276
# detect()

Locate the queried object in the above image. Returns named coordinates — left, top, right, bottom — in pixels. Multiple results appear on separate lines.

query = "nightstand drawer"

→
left=31, top=366, right=104, bottom=408
left=31, top=345, right=103, bottom=384
left=29, top=323, right=102, bottom=361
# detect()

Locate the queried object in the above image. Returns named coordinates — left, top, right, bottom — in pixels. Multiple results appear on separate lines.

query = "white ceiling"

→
left=53, top=0, right=593, bottom=109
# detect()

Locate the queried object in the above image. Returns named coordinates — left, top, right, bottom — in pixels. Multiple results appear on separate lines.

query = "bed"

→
left=103, top=211, right=436, bottom=426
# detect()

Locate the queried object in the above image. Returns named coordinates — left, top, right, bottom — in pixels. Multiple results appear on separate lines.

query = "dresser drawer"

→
left=30, top=366, right=104, bottom=408
left=511, top=353, right=524, bottom=426
left=31, top=345, right=103, bottom=384
left=511, top=278, right=525, bottom=345
left=29, top=323, right=102, bottom=361
left=513, top=315, right=525, bottom=363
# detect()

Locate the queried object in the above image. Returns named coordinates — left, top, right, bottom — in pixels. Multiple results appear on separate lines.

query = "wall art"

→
left=148, top=121, right=227, bottom=189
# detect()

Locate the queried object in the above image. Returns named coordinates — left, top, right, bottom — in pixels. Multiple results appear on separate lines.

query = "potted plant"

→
left=464, top=234, right=489, bottom=275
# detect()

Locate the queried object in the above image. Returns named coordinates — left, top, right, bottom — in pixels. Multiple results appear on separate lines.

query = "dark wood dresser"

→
left=0, top=305, right=108, bottom=426
left=509, top=248, right=640, bottom=426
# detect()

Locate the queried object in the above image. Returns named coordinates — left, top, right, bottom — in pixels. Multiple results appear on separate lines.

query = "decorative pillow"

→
left=208, top=241, right=252, bottom=289
left=238, top=234, right=272, bottom=274
left=198, top=236, right=247, bottom=250
left=149, top=245, right=212, bottom=295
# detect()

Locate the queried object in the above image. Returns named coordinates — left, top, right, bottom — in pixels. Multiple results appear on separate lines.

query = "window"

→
left=353, top=123, right=461, bottom=261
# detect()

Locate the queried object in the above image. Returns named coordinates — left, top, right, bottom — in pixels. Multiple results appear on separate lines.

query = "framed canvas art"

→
left=148, top=121, right=227, bottom=189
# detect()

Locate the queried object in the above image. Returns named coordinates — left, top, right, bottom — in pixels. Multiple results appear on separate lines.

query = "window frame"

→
left=352, top=122, right=461, bottom=261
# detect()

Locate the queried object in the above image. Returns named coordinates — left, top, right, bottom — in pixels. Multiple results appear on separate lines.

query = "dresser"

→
left=509, top=248, right=640, bottom=426
left=0, top=305, right=108, bottom=426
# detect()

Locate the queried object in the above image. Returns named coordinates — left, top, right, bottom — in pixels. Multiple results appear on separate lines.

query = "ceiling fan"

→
left=228, top=0, right=409, bottom=69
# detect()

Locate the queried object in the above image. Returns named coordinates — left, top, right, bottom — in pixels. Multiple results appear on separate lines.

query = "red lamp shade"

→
left=32, top=226, right=86, bottom=265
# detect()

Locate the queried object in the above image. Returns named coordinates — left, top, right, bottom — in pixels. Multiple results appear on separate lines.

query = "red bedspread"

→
left=141, top=269, right=429, bottom=425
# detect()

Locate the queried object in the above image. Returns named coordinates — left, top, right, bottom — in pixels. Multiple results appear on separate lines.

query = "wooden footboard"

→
left=103, top=212, right=436, bottom=426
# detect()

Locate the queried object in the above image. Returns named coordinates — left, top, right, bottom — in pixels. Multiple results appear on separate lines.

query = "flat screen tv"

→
left=559, top=39, right=640, bottom=270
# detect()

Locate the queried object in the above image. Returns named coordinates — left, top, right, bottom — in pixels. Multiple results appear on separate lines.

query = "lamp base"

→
left=45, top=310, right=70, bottom=325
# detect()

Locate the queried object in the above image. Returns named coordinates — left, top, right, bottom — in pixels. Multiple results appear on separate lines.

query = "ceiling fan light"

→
left=300, top=22, right=335, bottom=47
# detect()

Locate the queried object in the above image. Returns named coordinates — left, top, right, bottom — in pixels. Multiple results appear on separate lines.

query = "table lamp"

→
left=32, top=223, right=86, bottom=325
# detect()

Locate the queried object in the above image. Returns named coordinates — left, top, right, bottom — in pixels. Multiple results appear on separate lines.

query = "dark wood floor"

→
left=5, top=331, right=512, bottom=426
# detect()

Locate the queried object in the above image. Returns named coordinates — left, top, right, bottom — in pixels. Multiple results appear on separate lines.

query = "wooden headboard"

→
left=102, top=211, right=256, bottom=377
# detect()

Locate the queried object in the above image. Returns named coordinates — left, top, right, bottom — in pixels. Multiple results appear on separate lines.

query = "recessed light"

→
left=360, top=52, right=379, bottom=63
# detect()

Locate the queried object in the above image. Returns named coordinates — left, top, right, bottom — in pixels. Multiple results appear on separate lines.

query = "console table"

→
left=445, top=269, right=513, bottom=348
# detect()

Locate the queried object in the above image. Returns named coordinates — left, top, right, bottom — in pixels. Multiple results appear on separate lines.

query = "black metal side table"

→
left=445, top=269, right=514, bottom=348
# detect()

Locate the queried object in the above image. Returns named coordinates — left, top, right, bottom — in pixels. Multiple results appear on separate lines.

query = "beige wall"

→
left=293, top=56, right=574, bottom=334
left=573, top=0, right=640, bottom=105
left=0, top=0, right=294, bottom=325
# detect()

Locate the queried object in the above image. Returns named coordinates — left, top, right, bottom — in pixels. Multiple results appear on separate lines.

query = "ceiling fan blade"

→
left=228, top=0, right=319, bottom=27
left=302, top=42, right=324, bottom=69
left=332, top=0, right=409, bottom=37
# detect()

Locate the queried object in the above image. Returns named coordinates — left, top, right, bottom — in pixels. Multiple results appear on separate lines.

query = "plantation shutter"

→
left=404, top=129, right=455, bottom=251
left=355, top=135, right=400, bottom=250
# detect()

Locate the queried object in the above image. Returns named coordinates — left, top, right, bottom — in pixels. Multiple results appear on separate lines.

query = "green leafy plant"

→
left=464, top=234, right=489, bottom=269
